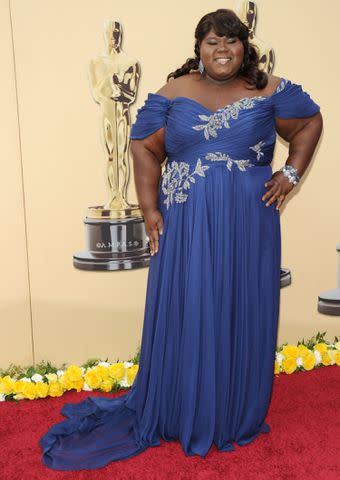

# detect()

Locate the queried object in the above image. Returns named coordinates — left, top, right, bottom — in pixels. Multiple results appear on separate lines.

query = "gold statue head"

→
left=234, top=0, right=256, bottom=35
left=103, top=20, right=122, bottom=52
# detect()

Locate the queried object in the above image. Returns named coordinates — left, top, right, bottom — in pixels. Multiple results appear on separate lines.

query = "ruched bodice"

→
left=130, top=78, right=320, bottom=166
left=130, top=78, right=320, bottom=212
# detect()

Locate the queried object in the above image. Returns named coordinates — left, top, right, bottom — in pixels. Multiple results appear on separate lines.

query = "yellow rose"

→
left=0, top=376, right=15, bottom=394
left=282, top=357, right=297, bottom=374
left=281, top=345, right=300, bottom=359
left=126, top=365, right=139, bottom=385
left=100, top=379, right=114, bottom=392
left=36, top=382, right=49, bottom=398
left=108, top=363, right=125, bottom=381
left=314, top=343, right=328, bottom=354
left=13, top=380, right=25, bottom=393
left=334, top=351, right=340, bottom=366
left=48, top=381, right=64, bottom=397
left=274, top=360, right=280, bottom=375
left=302, top=353, right=315, bottom=371
left=64, top=365, right=83, bottom=382
left=59, top=375, right=74, bottom=390
left=328, top=349, right=336, bottom=363
left=297, top=344, right=310, bottom=357
left=45, top=373, right=58, bottom=383
left=321, top=352, right=332, bottom=366
left=93, top=365, right=110, bottom=380
left=73, top=379, right=85, bottom=392
left=61, top=370, right=85, bottom=392
left=21, top=382, right=37, bottom=400
left=85, top=370, right=102, bottom=389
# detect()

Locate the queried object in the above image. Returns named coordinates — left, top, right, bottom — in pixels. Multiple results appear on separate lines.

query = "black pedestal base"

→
left=73, top=216, right=150, bottom=271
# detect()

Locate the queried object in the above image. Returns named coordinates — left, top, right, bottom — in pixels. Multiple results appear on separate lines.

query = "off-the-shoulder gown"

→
left=39, top=78, right=320, bottom=470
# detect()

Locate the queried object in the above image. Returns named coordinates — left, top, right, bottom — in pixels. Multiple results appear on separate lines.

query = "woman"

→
left=39, top=9, right=322, bottom=470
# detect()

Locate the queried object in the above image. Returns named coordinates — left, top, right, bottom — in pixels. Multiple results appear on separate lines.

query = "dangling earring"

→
left=198, top=59, right=204, bottom=74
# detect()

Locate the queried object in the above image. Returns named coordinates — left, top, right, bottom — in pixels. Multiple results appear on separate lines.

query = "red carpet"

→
left=0, top=365, right=339, bottom=480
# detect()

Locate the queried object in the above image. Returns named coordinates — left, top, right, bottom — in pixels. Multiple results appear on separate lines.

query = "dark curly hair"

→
left=166, top=8, right=268, bottom=90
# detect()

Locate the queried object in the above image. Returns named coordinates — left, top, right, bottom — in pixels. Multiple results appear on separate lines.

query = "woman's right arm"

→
left=130, top=129, right=167, bottom=256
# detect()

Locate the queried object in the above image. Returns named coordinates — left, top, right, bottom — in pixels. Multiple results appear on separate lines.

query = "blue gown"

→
left=39, top=78, right=320, bottom=470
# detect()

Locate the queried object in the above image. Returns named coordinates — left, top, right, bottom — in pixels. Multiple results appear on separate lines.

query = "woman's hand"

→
left=262, top=170, right=295, bottom=210
left=143, top=208, right=164, bottom=256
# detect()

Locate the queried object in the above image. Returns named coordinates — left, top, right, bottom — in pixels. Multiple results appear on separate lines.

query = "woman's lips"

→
left=215, top=58, right=232, bottom=64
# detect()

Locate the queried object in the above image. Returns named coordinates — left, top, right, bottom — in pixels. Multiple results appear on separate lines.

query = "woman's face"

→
left=199, top=29, right=244, bottom=79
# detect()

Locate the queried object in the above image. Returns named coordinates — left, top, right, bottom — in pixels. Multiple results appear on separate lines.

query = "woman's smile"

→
left=215, top=57, right=232, bottom=64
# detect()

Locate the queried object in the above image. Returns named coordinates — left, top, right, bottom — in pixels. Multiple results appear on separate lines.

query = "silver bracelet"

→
left=279, top=165, right=300, bottom=185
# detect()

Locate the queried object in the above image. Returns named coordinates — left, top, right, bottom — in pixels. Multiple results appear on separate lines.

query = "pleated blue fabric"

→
left=39, top=77, right=320, bottom=470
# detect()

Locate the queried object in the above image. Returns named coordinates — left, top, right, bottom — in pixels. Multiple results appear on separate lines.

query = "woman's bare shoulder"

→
left=266, top=73, right=284, bottom=93
left=155, top=73, right=197, bottom=99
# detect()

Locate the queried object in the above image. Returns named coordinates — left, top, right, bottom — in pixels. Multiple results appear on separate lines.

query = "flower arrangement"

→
left=0, top=349, right=140, bottom=403
left=274, top=332, right=339, bottom=374
left=0, top=332, right=339, bottom=402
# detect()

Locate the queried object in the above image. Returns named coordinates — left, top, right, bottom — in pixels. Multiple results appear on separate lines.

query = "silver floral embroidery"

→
left=249, top=141, right=266, bottom=160
left=160, top=143, right=269, bottom=209
left=161, top=158, right=209, bottom=210
left=276, top=78, right=288, bottom=93
left=205, top=152, right=254, bottom=171
left=191, top=96, right=267, bottom=140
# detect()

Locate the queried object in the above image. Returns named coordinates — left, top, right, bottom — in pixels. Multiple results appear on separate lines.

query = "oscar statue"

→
left=234, top=0, right=275, bottom=74
left=73, top=20, right=150, bottom=270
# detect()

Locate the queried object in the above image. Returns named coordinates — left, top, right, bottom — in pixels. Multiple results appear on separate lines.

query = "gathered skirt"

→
left=40, top=162, right=281, bottom=470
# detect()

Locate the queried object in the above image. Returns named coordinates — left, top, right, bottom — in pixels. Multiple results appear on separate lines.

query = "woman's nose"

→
left=216, top=48, right=230, bottom=55
left=217, top=43, right=230, bottom=52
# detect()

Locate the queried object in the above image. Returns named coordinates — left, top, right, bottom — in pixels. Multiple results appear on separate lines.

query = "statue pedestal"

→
left=280, top=267, right=291, bottom=288
left=318, top=243, right=340, bottom=315
left=73, top=205, right=150, bottom=271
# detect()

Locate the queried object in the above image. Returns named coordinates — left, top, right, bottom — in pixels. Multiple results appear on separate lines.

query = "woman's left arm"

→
left=262, top=111, right=323, bottom=209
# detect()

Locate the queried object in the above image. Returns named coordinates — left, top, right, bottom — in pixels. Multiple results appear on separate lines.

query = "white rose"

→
left=98, top=362, right=111, bottom=367
left=313, top=350, right=322, bottom=364
left=276, top=352, right=283, bottom=366
left=98, top=361, right=111, bottom=367
left=124, top=361, right=134, bottom=369
left=56, top=370, right=65, bottom=377
left=31, top=373, right=44, bottom=383
left=296, top=357, right=303, bottom=367
left=119, top=378, right=130, bottom=387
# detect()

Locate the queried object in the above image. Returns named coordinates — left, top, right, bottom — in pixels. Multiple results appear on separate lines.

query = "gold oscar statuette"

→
left=234, top=0, right=274, bottom=74
left=73, top=20, right=150, bottom=270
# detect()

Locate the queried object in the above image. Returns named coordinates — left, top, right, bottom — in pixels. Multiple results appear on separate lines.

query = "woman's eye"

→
left=207, top=38, right=236, bottom=45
